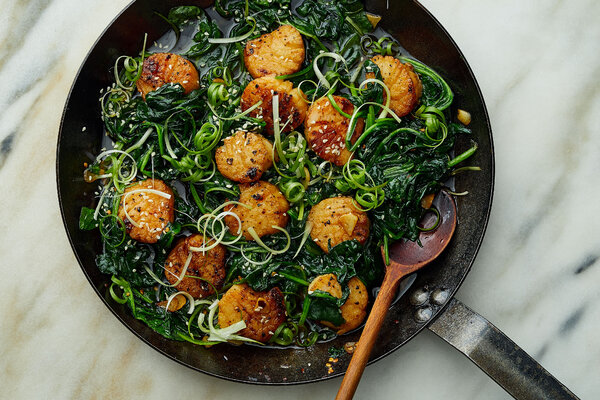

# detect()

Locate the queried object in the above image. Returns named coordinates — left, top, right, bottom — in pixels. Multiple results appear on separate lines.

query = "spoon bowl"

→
left=387, top=190, right=457, bottom=269
left=336, top=191, right=457, bottom=399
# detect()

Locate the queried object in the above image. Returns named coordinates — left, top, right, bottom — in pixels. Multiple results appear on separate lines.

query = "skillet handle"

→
left=428, top=298, right=579, bottom=400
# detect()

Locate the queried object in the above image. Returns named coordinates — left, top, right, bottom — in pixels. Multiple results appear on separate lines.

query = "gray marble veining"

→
left=0, top=0, right=599, bottom=399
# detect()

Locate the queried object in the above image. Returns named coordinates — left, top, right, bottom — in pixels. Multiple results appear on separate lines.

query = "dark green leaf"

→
left=167, top=6, right=205, bottom=27
left=328, top=345, right=346, bottom=358
left=186, top=20, right=222, bottom=58
left=79, top=207, right=98, bottom=230
left=307, top=294, right=345, bottom=326
left=97, top=245, right=156, bottom=287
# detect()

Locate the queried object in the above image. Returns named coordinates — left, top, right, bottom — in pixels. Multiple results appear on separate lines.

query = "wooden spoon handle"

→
left=335, top=270, right=403, bottom=400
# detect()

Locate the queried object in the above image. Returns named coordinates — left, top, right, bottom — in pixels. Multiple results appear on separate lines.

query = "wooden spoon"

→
left=336, top=191, right=457, bottom=400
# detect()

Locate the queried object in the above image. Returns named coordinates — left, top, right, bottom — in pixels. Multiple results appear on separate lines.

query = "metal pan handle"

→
left=428, top=298, right=579, bottom=400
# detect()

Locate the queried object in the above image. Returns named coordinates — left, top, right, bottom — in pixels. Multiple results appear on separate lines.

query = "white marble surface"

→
left=1, top=0, right=599, bottom=398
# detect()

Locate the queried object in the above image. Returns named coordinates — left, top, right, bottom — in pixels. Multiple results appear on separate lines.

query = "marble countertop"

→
left=1, top=0, right=598, bottom=398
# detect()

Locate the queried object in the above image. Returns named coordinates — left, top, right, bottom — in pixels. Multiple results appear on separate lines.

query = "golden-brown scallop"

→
left=218, top=283, right=287, bottom=343
left=240, top=76, right=307, bottom=136
left=367, top=55, right=422, bottom=117
left=215, top=131, right=274, bottom=183
left=338, top=277, right=368, bottom=334
left=136, top=53, right=200, bottom=99
left=224, top=181, right=290, bottom=240
left=118, top=179, right=175, bottom=244
left=304, top=96, right=364, bottom=166
left=307, top=196, right=370, bottom=253
left=244, top=25, right=305, bottom=79
left=308, top=274, right=368, bottom=334
left=308, top=273, right=342, bottom=298
left=163, top=234, right=226, bottom=299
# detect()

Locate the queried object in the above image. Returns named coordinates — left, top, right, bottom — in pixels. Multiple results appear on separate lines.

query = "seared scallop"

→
left=215, top=131, right=274, bottom=183
left=224, top=181, right=290, bottom=240
left=304, top=96, right=364, bottom=166
left=367, top=55, right=422, bottom=117
left=163, top=234, right=226, bottom=299
left=218, top=283, right=286, bottom=342
left=240, top=76, right=307, bottom=136
left=309, top=275, right=368, bottom=335
left=307, top=196, right=370, bottom=253
left=244, top=25, right=305, bottom=78
left=136, top=53, right=200, bottom=99
left=118, top=179, right=174, bottom=244
left=338, top=277, right=368, bottom=334
left=308, top=273, right=342, bottom=298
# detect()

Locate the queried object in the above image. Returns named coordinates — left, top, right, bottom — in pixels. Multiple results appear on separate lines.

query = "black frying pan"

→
left=56, top=0, right=577, bottom=398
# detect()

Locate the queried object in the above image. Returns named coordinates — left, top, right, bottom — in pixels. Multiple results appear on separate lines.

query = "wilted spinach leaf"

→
left=307, top=294, right=345, bottom=326
left=186, top=20, right=222, bottom=58
left=79, top=207, right=98, bottom=230
left=97, top=245, right=156, bottom=287
left=167, top=6, right=205, bottom=27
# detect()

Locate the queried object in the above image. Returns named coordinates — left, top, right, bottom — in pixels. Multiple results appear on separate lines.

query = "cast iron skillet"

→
left=57, top=0, right=578, bottom=398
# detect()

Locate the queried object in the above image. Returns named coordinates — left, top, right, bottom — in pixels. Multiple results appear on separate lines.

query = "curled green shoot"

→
left=400, top=56, right=454, bottom=111
left=448, top=142, right=478, bottom=167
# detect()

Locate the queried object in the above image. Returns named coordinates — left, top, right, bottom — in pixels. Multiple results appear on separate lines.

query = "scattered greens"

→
left=328, top=345, right=347, bottom=358
left=82, top=0, right=477, bottom=347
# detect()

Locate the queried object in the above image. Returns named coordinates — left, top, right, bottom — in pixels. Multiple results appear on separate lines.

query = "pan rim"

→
left=56, top=0, right=494, bottom=385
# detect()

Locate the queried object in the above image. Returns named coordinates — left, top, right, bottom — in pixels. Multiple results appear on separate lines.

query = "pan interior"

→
left=57, top=0, right=493, bottom=384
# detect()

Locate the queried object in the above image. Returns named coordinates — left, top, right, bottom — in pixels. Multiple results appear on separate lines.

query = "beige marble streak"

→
left=0, top=0, right=51, bottom=70
left=424, top=0, right=600, bottom=398
left=0, top=0, right=599, bottom=399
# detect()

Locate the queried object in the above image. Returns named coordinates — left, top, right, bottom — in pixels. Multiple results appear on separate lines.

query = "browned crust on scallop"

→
left=307, top=196, right=370, bottom=253
left=240, top=76, right=307, bottom=135
left=224, top=181, right=290, bottom=240
left=136, top=53, right=200, bottom=99
left=319, top=277, right=368, bottom=334
left=215, top=131, right=274, bottom=183
left=336, top=277, right=368, bottom=334
left=308, top=274, right=368, bottom=334
left=304, top=96, right=364, bottom=166
left=367, top=55, right=422, bottom=117
left=244, top=25, right=305, bottom=79
left=163, top=234, right=226, bottom=299
left=218, top=283, right=287, bottom=342
left=118, top=179, right=174, bottom=244
left=308, top=273, right=342, bottom=298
